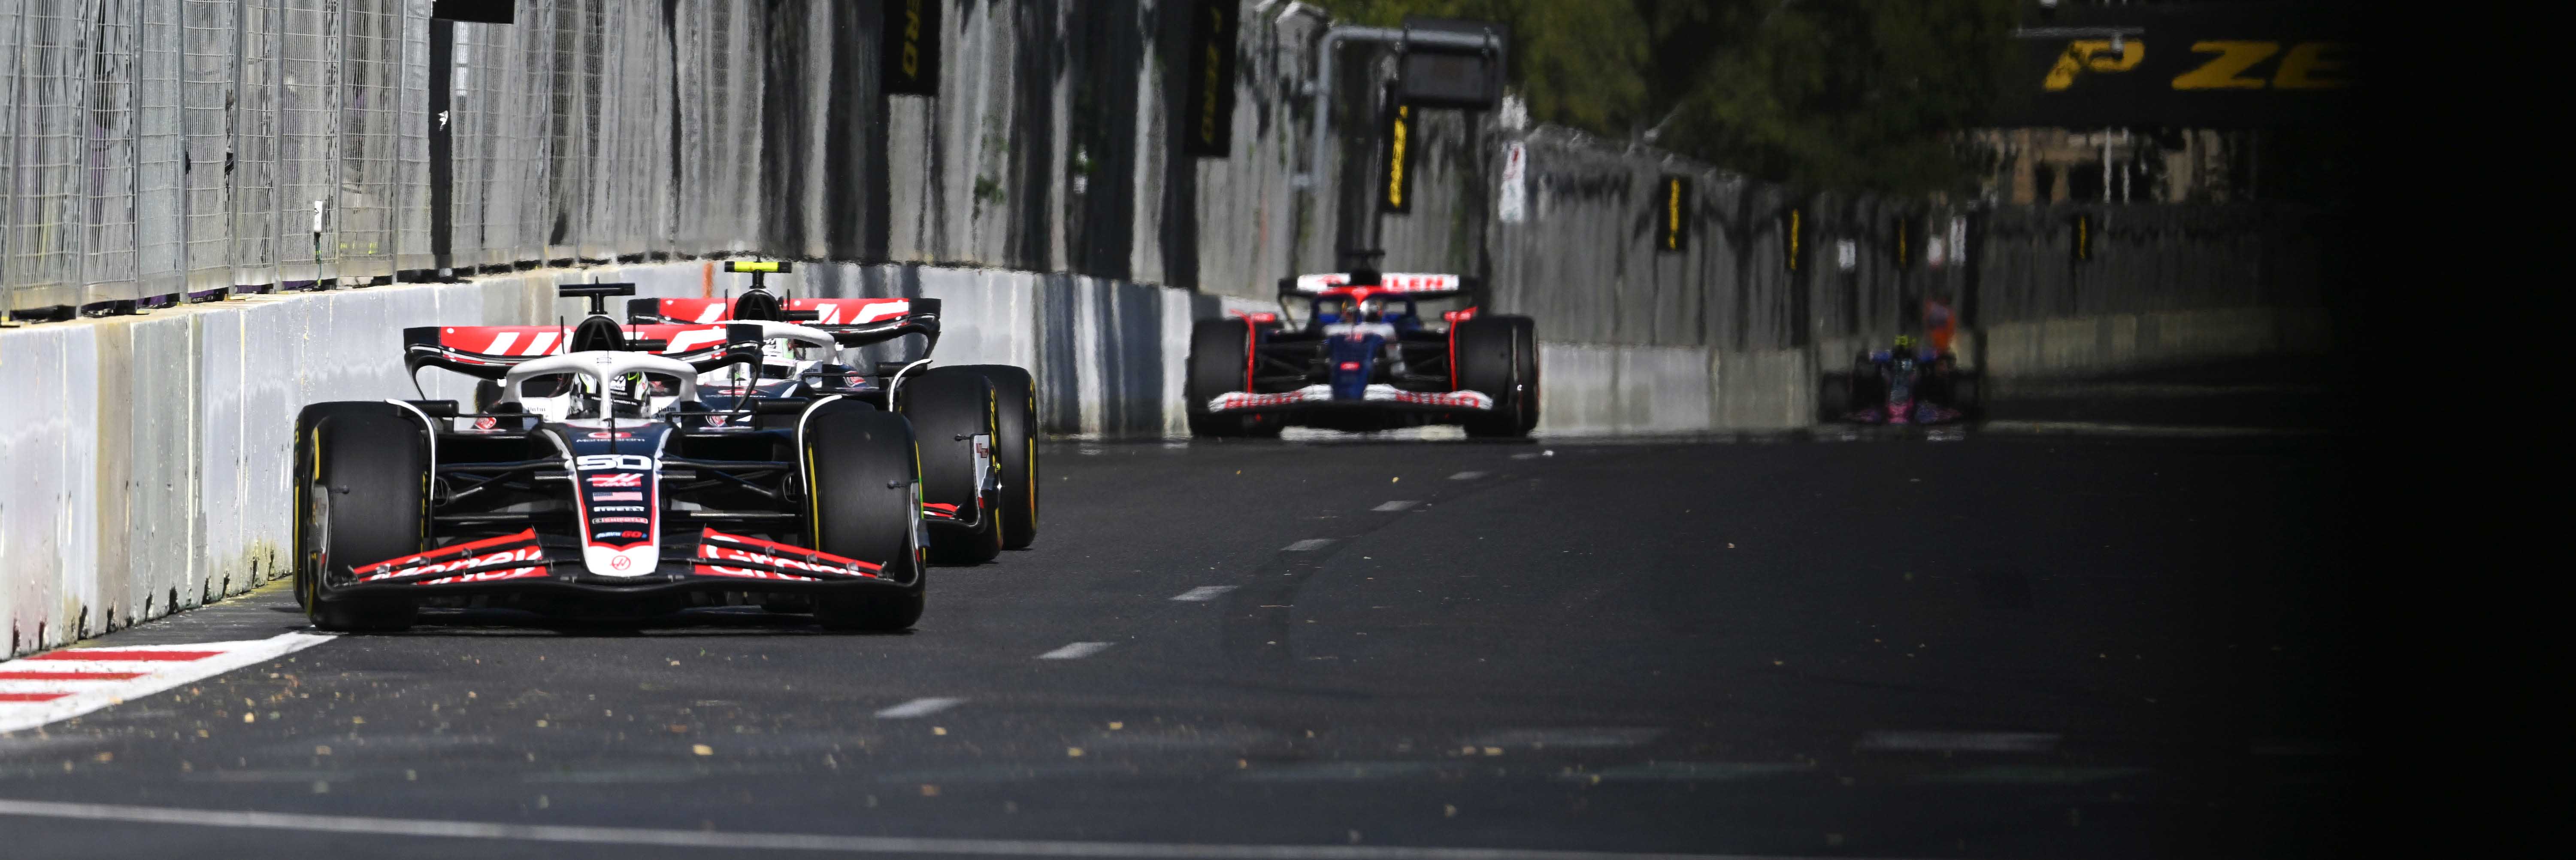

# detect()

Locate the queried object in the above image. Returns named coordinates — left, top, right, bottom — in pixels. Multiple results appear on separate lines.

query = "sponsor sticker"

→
left=587, top=472, right=645, bottom=488
left=593, top=517, right=651, bottom=524
left=592, top=505, right=647, bottom=513
left=585, top=431, right=636, bottom=440
left=593, top=492, right=643, bottom=501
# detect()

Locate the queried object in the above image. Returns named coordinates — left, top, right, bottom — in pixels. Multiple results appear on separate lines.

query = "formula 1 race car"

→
left=291, top=269, right=1029, bottom=633
left=1817, top=336, right=1983, bottom=425
left=1184, top=270, right=1539, bottom=438
left=620, top=262, right=1038, bottom=563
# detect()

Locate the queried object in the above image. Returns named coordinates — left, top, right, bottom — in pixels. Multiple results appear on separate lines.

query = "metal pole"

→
left=1300, top=24, right=1494, bottom=193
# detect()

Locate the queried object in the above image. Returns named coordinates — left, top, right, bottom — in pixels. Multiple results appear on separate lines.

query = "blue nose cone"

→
left=1327, top=335, right=1380, bottom=400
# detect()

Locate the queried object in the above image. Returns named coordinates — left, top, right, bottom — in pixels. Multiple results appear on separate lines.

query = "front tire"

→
left=295, top=403, right=426, bottom=632
left=943, top=365, right=1039, bottom=550
left=1455, top=315, right=1539, bottom=438
left=899, top=370, right=1002, bottom=565
left=1817, top=373, right=1853, bottom=424
left=802, top=402, right=926, bottom=631
left=1185, top=318, right=1256, bottom=438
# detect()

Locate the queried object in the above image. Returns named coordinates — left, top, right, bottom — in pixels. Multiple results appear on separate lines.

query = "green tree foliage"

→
left=1316, top=0, right=2020, bottom=194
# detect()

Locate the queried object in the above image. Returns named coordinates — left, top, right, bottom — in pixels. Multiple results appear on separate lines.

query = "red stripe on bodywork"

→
left=27, top=650, right=219, bottom=662
left=694, top=529, right=884, bottom=580
left=1243, top=318, right=1257, bottom=392
left=0, top=693, right=73, bottom=702
left=0, top=671, right=147, bottom=681
left=357, top=529, right=539, bottom=576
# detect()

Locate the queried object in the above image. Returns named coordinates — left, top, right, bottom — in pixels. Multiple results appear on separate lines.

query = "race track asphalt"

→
left=0, top=432, right=2356, bottom=859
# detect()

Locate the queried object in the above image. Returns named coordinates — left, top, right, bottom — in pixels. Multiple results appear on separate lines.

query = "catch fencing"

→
left=3, top=0, right=756, bottom=316
left=7, top=0, right=2332, bottom=358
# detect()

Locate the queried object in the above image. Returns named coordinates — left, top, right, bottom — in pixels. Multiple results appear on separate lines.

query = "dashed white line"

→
left=1037, top=642, right=1113, bottom=660
left=872, top=698, right=964, bottom=719
left=0, top=797, right=1776, bottom=858
left=1857, top=731, right=2059, bottom=753
left=1448, top=471, right=1486, bottom=480
left=1170, top=587, right=1236, bottom=602
left=1372, top=501, right=1418, bottom=512
left=1281, top=538, right=1335, bottom=552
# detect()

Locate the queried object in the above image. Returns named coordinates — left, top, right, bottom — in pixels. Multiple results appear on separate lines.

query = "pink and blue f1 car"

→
left=1184, top=270, right=1538, bottom=438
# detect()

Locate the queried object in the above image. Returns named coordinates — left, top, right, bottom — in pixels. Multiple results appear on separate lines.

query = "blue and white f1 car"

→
left=1184, top=270, right=1538, bottom=438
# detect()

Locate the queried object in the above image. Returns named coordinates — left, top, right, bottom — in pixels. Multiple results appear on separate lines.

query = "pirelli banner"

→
left=883, top=0, right=941, bottom=97
left=1657, top=176, right=1690, bottom=253
left=1995, top=3, right=2355, bottom=128
left=1182, top=0, right=1241, bottom=157
left=1378, top=101, right=1418, bottom=214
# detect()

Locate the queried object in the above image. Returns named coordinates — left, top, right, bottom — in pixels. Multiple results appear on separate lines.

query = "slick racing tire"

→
left=802, top=401, right=927, bottom=632
left=294, top=403, right=426, bottom=632
left=1817, top=373, right=1853, bottom=424
left=1185, top=318, right=1257, bottom=438
left=900, top=370, right=1003, bottom=565
left=942, top=364, right=1039, bottom=550
left=1454, top=315, right=1540, bottom=438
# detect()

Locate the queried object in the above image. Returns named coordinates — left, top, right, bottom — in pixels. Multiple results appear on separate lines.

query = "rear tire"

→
left=1455, top=315, right=1539, bottom=438
left=900, top=370, right=1002, bottom=565
left=1185, top=319, right=1256, bottom=437
left=944, top=365, right=1039, bottom=550
left=296, top=404, right=426, bottom=632
left=802, top=402, right=926, bottom=632
left=1817, top=374, right=1853, bottom=424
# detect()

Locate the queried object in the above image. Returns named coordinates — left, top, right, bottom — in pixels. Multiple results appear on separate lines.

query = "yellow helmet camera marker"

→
left=723, top=260, right=790, bottom=273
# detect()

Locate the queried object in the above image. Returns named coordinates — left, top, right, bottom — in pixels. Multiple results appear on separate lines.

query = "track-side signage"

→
left=1182, top=0, right=1239, bottom=157
left=1997, top=4, right=2354, bottom=128
left=1658, top=176, right=1690, bottom=253
left=882, top=0, right=941, bottom=97
left=1380, top=103, right=1417, bottom=213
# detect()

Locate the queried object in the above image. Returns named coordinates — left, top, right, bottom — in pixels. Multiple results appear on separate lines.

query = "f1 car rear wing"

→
left=625, top=296, right=942, bottom=352
left=1277, top=271, right=1477, bottom=300
left=403, top=322, right=773, bottom=381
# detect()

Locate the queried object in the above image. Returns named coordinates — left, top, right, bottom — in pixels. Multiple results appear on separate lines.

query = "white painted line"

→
left=873, top=698, right=964, bottom=719
left=1856, top=731, right=2059, bottom=753
left=1281, top=538, right=1334, bottom=552
left=1371, top=501, right=1418, bottom=512
left=0, top=634, right=336, bottom=735
left=1171, top=586, right=1236, bottom=602
left=0, top=797, right=1782, bottom=858
left=1036, top=642, right=1113, bottom=660
left=1448, top=471, right=1486, bottom=480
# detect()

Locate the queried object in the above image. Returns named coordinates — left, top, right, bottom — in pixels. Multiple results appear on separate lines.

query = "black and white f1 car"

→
left=1184, top=270, right=1539, bottom=438
left=291, top=271, right=1029, bottom=633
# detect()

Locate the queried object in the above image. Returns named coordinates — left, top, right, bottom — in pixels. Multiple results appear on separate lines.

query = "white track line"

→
left=1036, top=642, right=1113, bottom=660
left=1281, top=538, right=1335, bottom=552
left=1372, top=501, right=1418, bottom=512
left=1171, top=587, right=1235, bottom=602
left=0, top=797, right=1798, bottom=859
left=0, top=634, right=336, bottom=735
left=1856, top=731, right=2059, bottom=753
left=1448, top=471, right=1486, bottom=480
left=872, top=698, right=964, bottom=719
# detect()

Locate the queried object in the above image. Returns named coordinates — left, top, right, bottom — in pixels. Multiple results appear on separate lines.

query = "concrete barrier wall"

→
left=1534, top=343, right=1813, bottom=437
